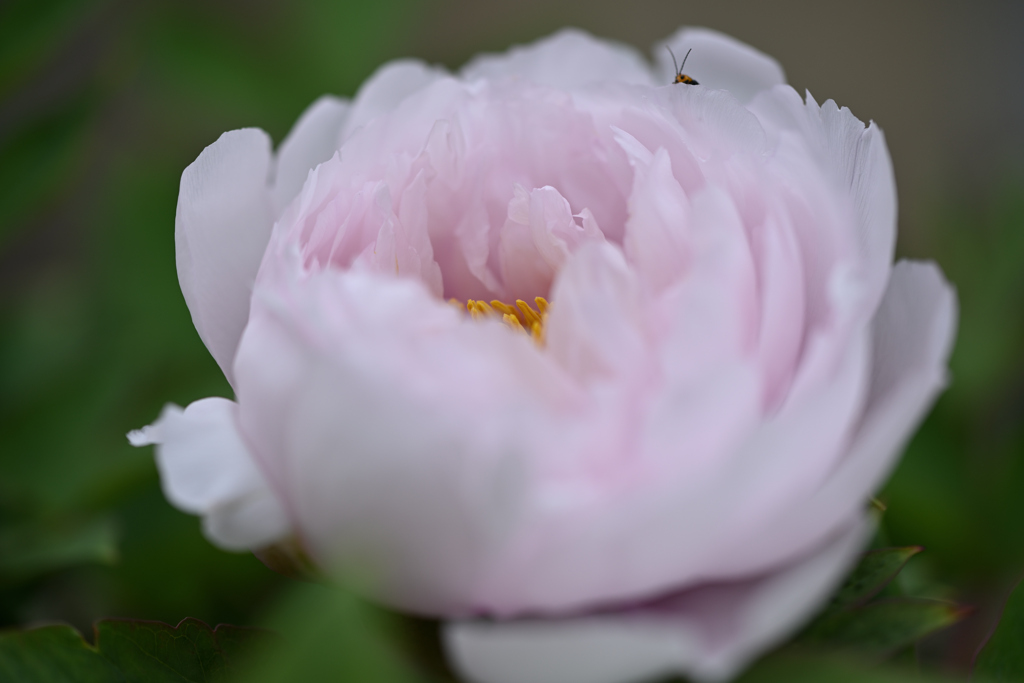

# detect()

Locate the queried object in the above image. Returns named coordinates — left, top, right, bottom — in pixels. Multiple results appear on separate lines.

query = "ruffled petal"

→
left=618, top=142, right=692, bottom=293
left=128, top=397, right=290, bottom=551
left=175, top=128, right=275, bottom=386
left=445, top=518, right=868, bottom=683
left=499, top=185, right=604, bottom=301
left=462, top=28, right=656, bottom=88
left=718, top=261, right=955, bottom=571
left=271, top=95, right=350, bottom=215
left=340, top=59, right=448, bottom=141
left=749, top=85, right=896, bottom=312
left=655, top=28, right=785, bottom=102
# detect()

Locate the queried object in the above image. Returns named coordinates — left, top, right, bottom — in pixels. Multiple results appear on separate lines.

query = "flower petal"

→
left=175, top=128, right=275, bottom=385
left=130, top=397, right=290, bottom=551
left=462, top=28, right=655, bottom=88
left=499, top=185, right=604, bottom=302
left=655, top=28, right=785, bottom=102
left=445, top=518, right=868, bottom=683
left=271, top=95, right=350, bottom=215
left=545, top=241, right=648, bottom=384
left=235, top=257, right=582, bottom=613
left=723, top=260, right=956, bottom=570
left=340, top=59, right=448, bottom=141
left=749, top=86, right=897, bottom=312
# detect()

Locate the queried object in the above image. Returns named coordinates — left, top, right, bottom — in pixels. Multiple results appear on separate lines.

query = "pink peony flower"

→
left=130, top=27, right=957, bottom=683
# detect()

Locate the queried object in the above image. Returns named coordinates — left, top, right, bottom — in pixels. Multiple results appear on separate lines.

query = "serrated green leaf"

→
left=817, top=547, right=923, bottom=620
left=0, top=618, right=273, bottom=683
left=802, top=598, right=964, bottom=658
left=96, top=618, right=276, bottom=683
left=0, top=624, right=121, bottom=683
left=974, top=579, right=1024, bottom=681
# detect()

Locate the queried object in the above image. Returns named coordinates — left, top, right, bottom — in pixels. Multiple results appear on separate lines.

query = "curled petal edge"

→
left=128, top=397, right=290, bottom=551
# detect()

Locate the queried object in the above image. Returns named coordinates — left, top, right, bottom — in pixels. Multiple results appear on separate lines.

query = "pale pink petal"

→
left=363, top=176, right=444, bottom=296
left=129, top=397, right=290, bottom=551
left=490, top=319, right=866, bottom=615
left=731, top=261, right=956, bottom=567
left=748, top=206, right=806, bottom=409
left=749, top=86, right=897, bottom=312
left=618, top=142, right=692, bottom=293
left=340, top=59, right=448, bottom=141
left=484, top=272, right=867, bottom=615
left=175, top=128, right=275, bottom=385
left=655, top=28, right=785, bottom=102
left=445, top=518, right=868, bottom=683
left=462, top=28, right=655, bottom=88
left=499, top=185, right=604, bottom=301
left=545, top=242, right=648, bottom=384
left=271, top=95, right=350, bottom=215
left=235, top=258, right=582, bottom=613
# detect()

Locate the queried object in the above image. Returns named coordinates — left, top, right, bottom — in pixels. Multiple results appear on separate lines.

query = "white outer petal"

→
left=175, top=128, right=275, bottom=386
left=271, top=95, right=350, bottom=216
left=749, top=86, right=897, bottom=312
left=129, top=397, right=290, bottom=551
left=340, top=59, right=448, bottom=142
left=445, top=518, right=868, bottom=683
left=655, top=28, right=785, bottom=102
left=461, top=28, right=656, bottom=88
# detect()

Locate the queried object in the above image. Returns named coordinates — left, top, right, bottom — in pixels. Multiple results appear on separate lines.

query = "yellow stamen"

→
left=490, top=300, right=517, bottom=316
left=456, top=296, right=549, bottom=345
left=504, top=313, right=525, bottom=333
left=516, top=299, right=542, bottom=328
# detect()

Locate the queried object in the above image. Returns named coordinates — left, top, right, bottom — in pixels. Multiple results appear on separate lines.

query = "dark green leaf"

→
left=802, top=598, right=965, bottom=659
left=0, top=624, right=121, bottom=683
left=817, top=547, right=923, bottom=619
left=974, top=578, right=1024, bottom=681
left=96, top=618, right=276, bottom=683
left=735, top=649, right=970, bottom=683
left=0, top=618, right=273, bottom=683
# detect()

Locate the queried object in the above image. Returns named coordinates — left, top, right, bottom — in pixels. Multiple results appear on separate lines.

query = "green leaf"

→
left=0, top=618, right=273, bottom=683
left=817, top=547, right=923, bottom=619
left=735, top=649, right=969, bottom=683
left=96, top=618, right=276, bottom=683
left=0, top=624, right=121, bottom=683
left=802, top=598, right=965, bottom=658
left=236, top=583, right=429, bottom=683
left=974, top=578, right=1024, bottom=681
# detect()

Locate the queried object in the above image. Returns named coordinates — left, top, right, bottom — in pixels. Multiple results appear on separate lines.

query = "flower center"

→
left=456, top=297, right=549, bottom=344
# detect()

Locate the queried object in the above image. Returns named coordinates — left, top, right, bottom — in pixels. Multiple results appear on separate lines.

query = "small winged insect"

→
left=667, top=46, right=698, bottom=85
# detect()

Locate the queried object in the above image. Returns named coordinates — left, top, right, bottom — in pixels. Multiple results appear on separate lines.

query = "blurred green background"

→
left=1, top=0, right=1022, bottom=679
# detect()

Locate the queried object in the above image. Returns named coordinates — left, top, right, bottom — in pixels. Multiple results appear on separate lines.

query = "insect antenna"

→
left=666, top=46, right=694, bottom=82
left=667, top=45, right=680, bottom=76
